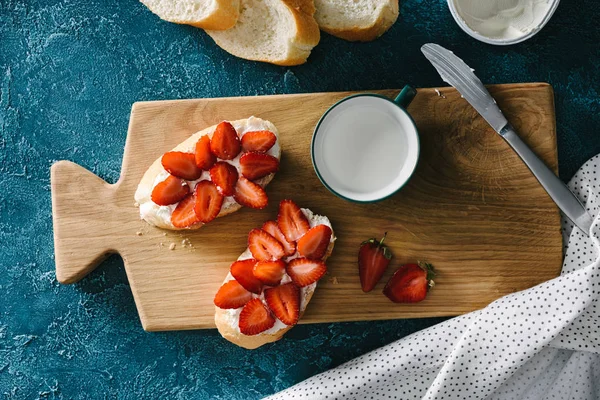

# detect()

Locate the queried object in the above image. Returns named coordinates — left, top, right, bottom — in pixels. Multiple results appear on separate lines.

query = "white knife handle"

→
left=500, top=125, right=593, bottom=235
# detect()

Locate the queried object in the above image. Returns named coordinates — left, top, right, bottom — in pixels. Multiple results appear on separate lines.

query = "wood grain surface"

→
left=51, top=83, right=563, bottom=331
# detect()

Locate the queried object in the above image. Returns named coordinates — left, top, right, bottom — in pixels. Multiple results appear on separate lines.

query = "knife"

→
left=421, top=43, right=593, bottom=236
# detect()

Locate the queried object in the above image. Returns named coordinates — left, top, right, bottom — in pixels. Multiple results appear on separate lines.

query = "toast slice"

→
left=314, top=0, right=398, bottom=42
left=205, top=0, right=320, bottom=66
left=214, top=203, right=335, bottom=349
left=140, top=0, right=240, bottom=30
left=135, top=117, right=281, bottom=230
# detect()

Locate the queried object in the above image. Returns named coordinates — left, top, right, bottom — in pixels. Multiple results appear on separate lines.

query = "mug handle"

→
left=394, top=85, right=417, bottom=109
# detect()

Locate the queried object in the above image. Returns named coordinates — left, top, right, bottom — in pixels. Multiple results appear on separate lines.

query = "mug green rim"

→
left=311, top=92, right=421, bottom=204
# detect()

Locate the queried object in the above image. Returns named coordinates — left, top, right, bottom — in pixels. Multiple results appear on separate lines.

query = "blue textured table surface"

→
left=2, top=0, right=600, bottom=398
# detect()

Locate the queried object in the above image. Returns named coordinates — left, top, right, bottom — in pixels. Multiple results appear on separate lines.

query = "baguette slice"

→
left=205, top=0, right=320, bottom=66
left=314, top=0, right=398, bottom=42
left=215, top=208, right=335, bottom=349
left=135, top=117, right=281, bottom=230
left=140, top=0, right=240, bottom=30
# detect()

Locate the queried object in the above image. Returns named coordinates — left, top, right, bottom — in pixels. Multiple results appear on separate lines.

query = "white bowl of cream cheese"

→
left=448, top=0, right=560, bottom=45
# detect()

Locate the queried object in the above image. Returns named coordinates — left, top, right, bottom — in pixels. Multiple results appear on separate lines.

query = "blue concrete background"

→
left=2, top=0, right=599, bottom=398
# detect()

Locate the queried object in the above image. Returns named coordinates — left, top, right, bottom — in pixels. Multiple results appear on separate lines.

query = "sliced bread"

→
left=140, top=0, right=240, bottom=30
left=205, top=0, right=320, bottom=66
left=314, top=0, right=398, bottom=42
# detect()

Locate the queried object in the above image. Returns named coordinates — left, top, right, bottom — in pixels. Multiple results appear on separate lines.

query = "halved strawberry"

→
left=171, top=193, right=201, bottom=228
left=151, top=175, right=189, bottom=206
left=209, top=161, right=238, bottom=196
left=248, top=228, right=285, bottom=261
left=264, top=283, right=300, bottom=326
left=233, top=177, right=268, bottom=209
left=297, top=225, right=332, bottom=260
left=239, top=298, right=275, bottom=335
left=241, top=130, right=276, bottom=153
left=210, top=121, right=241, bottom=160
left=262, top=220, right=296, bottom=256
left=277, top=199, right=310, bottom=242
left=193, top=180, right=223, bottom=223
left=359, top=233, right=392, bottom=292
left=214, top=280, right=252, bottom=309
left=230, top=259, right=262, bottom=294
left=239, top=152, right=280, bottom=180
left=161, top=151, right=202, bottom=180
left=195, top=135, right=216, bottom=170
left=383, top=263, right=436, bottom=303
left=286, top=258, right=327, bottom=287
left=253, top=260, right=286, bottom=286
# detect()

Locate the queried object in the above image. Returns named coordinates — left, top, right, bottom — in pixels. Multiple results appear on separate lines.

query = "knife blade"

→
left=421, top=43, right=594, bottom=236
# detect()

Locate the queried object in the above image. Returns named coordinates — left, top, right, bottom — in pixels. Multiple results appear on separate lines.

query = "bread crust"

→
left=135, top=118, right=280, bottom=230
left=316, top=0, right=398, bottom=42
left=205, top=0, right=320, bottom=66
left=141, top=0, right=240, bottom=30
left=215, top=237, right=335, bottom=349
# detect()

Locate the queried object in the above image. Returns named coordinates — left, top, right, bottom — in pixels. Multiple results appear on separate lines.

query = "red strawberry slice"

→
left=214, top=280, right=252, bottom=309
left=230, top=259, right=262, bottom=294
left=241, top=130, right=276, bottom=153
left=193, top=180, right=223, bottom=223
left=383, top=263, right=436, bottom=303
left=209, top=161, right=238, bottom=196
left=277, top=199, right=310, bottom=242
left=210, top=121, right=241, bottom=160
left=253, top=260, right=286, bottom=286
left=161, top=152, right=202, bottom=180
left=239, top=152, right=280, bottom=180
left=264, top=283, right=300, bottom=326
left=286, top=258, right=327, bottom=287
left=233, top=177, right=268, bottom=209
left=262, top=220, right=296, bottom=257
left=238, top=298, right=276, bottom=335
left=151, top=175, right=189, bottom=206
left=195, top=135, right=216, bottom=170
left=358, top=233, right=393, bottom=292
left=297, top=225, right=332, bottom=260
left=171, top=193, right=201, bottom=228
left=248, top=228, right=285, bottom=261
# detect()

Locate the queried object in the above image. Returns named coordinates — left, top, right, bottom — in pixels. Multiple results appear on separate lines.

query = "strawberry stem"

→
left=379, top=232, right=388, bottom=247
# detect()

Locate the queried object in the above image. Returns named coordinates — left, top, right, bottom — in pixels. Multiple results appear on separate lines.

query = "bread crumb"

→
left=159, top=242, right=164, bottom=247
left=169, top=243, right=176, bottom=250
left=181, top=238, right=192, bottom=248
left=434, top=88, right=446, bottom=99
left=163, top=233, right=167, bottom=236
left=136, top=231, right=143, bottom=236
left=330, top=277, right=339, bottom=285
left=134, top=202, right=139, bottom=207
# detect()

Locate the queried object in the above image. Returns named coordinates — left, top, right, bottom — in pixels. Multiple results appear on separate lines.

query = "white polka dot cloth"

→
left=269, top=155, right=600, bottom=399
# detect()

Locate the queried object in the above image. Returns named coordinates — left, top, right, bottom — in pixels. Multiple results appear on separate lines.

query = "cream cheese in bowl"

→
left=448, top=0, right=560, bottom=45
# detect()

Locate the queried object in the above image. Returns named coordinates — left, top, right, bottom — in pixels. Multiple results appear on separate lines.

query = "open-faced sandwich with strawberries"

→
left=214, top=199, right=335, bottom=349
left=135, top=116, right=281, bottom=229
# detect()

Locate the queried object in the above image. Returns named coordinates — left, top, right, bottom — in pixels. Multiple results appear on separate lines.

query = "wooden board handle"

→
left=51, top=161, right=126, bottom=284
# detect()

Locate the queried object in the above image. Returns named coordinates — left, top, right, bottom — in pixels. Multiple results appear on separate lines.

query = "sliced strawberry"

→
left=195, top=135, right=216, bottom=170
left=230, top=259, right=263, bottom=294
left=297, top=225, right=332, bottom=260
left=262, top=220, right=296, bottom=257
left=209, top=161, right=238, bottom=196
left=193, top=180, right=223, bottom=223
left=253, top=260, right=286, bottom=286
left=161, top=151, right=202, bottom=180
left=238, top=298, right=276, bottom=335
left=358, top=233, right=393, bottom=292
left=210, top=121, right=241, bottom=160
left=286, top=258, right=327, bottom=287
left=233, top=177, right=268, bottom=209
left=214, top=280, right=253, bottom=309
left=151, top=175, right=189, bottom=206
left=383, top=263, right=436, bottom=303
left=248, top=228, right=285, bottom=261
left=277, top=199, right=310, bottom=242
left=239, top=152, right=280, bottom=180
left=241, top=130, right=277, bottom=153
left=171, top=193, right=201, bottom=228
left=264, top=283, right=300, bottom=326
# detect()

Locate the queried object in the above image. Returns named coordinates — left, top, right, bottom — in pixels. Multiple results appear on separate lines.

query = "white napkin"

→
left=268, top=155, right=600, bottom=400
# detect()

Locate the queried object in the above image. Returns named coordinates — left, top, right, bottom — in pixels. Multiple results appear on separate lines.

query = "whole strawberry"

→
left=358, top=233, right=393, bottom=292
left=383, top=262, right=436, bottom=303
